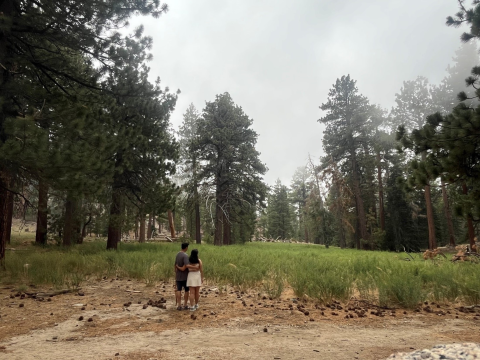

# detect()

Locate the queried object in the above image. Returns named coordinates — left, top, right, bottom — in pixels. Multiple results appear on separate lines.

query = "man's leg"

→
left=175, top=290, right=181, bottom=309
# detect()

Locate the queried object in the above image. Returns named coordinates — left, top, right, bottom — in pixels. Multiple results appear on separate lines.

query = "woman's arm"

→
left=186, top=263, right=200, bottom=271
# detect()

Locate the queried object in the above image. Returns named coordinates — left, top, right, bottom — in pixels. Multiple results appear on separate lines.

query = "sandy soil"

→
left=0, top=278, right=479, bottom=360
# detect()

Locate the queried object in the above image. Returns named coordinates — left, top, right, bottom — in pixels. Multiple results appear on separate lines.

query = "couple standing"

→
left=175, top=242, right=204, bottom=311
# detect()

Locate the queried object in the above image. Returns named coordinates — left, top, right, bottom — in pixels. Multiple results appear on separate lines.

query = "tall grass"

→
left=2, top=241, right=479, bottom=307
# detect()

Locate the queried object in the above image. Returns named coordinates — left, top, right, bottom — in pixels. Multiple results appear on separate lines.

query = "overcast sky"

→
left=130, top=0, right=465, bottom=186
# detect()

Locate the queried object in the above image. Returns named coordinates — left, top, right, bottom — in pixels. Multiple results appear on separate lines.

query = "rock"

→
left=77, top=291, right=84, bottom=296
left=87, top=318, right=93, bottom=322
left=19, top=303, right=24, bottom=308
left=263, top=327, right=268, bottom=332
left=78, top=316, right=84, bottom=321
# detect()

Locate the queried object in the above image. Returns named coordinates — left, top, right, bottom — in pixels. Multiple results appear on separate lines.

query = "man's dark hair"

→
left=181, top=242, right=189, bottom=250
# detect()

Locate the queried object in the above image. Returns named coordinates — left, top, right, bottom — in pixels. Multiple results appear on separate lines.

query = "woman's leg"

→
left=189, top=287, right=195, bottom=307
left=195, top=287, right=200, bottom=305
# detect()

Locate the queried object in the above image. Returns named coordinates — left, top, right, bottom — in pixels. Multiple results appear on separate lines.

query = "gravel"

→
left=386, top=343, right=480, bottom=359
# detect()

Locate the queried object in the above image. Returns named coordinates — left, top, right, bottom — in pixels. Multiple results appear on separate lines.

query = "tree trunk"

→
left=134, top=218, right=138, bottom=240
left=0, top=169, right=12, bottom=268
left=441, top=178, right=455, bottom=247
left=222, top=212, right=231, bottom=245
left=195, top=202, right=201, bottom=244
left=0, top=0, right=15, bottom=267
left=424, top=184, right=437, bottom=250
left=152, top=210, right=156, bottom=235
left=421, top=152, right=436, bottom=250
left=214, top=203, right=223, bottom=246
left=74, top=196, right=82, bottom=244
left=139, top=212, right=146, bottom=243
left=462, top=182, right=476, bottom=249
left=35, top=179, right=48, bottom=245
left=147, top=213, right=152, bottom=239
left=376, top=151, right=385, bottom=231
left=62, top=192, right=77, bottom=246
left=80, top=215, right=92, bottom=243
left=352, top=170, right=368, bottom=248
left=5, top=183, right=13, bottom=245
left=304, top=216, right=309, bottom=243
left=167, top=210, right=176, bottom=238
left=106, top=189, right=122, bottom=250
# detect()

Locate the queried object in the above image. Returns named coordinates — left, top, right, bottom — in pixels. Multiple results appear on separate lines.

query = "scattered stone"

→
left=87, top=318, right=93, bottom=322
left=263, top=327, right=268, bottom=332
left=78, top=316, right=84, bottom=321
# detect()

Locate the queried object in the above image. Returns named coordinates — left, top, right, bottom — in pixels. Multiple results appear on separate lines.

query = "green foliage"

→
left=197, top=92, right=267, bottom=245
left=3, top=242, right=480, bottom=307
left=266, top=179, right=294, bottom=240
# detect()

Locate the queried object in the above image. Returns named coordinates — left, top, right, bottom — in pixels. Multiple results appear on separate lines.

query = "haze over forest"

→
left=131, top=0, right=465, bottom=185
left=1, top=0, right=480, bottom=255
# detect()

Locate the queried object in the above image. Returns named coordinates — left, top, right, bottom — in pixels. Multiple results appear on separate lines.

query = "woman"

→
left=176, top=249, right=203, bottom=311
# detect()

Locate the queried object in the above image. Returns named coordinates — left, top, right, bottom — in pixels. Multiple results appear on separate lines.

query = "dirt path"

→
left=1, top=279, right=479, bottom=360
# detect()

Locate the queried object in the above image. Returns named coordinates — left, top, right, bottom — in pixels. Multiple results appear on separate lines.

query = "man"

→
left=175, top=242, right=190, bottom=310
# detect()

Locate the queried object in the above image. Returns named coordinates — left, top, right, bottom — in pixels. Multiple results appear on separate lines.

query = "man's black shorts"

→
left=176, top=280, right=189, bottom=292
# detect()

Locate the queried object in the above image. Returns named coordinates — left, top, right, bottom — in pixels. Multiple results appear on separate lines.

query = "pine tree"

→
left=290, top=166, right=311, bottom=242
left=103, top=57, right=178, bottom=250
left=319, top=75, right=375, bottom=248
left=178, top=104, right=202, bottom=244
left=0, top=0, right=169, bottom=263
left=392, top=76, right=439, bottom=249
left=267, top=180, right=293, bottom=240
left=385, top=162, right=420, bottom=251
left=197, top=93, right=267, bottom=245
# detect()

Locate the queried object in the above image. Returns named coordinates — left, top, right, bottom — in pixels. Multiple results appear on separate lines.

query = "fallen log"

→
left=25, top=288, right=79, bottom=298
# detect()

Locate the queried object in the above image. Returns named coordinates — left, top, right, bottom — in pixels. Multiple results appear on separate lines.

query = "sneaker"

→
left=182, top=305, right=189, bottom=310
left=194, top=304, right=199, bottom=310
left=190, top=306, right=196, bottom=311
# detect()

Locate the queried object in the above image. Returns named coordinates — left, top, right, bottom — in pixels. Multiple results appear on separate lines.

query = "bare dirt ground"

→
left=0, top=278, right=479, bottom=360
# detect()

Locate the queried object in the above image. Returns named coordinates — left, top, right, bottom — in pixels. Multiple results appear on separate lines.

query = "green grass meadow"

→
left=2, top=239, right=480, bottom=308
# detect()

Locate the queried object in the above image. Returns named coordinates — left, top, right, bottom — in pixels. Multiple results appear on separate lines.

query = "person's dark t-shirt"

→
left=175, top=251, right=189, bottom=281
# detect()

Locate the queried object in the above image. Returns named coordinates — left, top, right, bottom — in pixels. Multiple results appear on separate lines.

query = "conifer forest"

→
left=1, top=0, right=480, bottom=267
left=2, top=2, right=480, bottom=359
